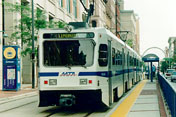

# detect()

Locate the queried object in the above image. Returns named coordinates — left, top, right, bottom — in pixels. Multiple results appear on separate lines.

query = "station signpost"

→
left=142, top=57, right=159, bottom=82
left=3, top=46, right=21, bottom=91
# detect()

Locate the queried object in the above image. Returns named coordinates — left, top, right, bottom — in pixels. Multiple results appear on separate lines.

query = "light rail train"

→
left=38, top=22, right=142, bottom=107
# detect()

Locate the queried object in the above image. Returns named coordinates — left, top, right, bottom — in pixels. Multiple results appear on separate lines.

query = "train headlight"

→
left=89, top=80, right=92, bottom=84
left=49, top=79, right=57, bottom=85
left=44, top=80, right=48, bottom=84
left=80, top=79, right=87, bottom=85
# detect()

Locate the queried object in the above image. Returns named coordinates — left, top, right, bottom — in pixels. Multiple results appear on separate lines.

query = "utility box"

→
left=3, top=46, right=21, bottom=91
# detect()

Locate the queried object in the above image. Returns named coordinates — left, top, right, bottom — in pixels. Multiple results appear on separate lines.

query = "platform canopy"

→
left=142, top=54, right=159, bottom=62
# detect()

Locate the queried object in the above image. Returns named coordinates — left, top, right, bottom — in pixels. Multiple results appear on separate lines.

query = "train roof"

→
left=39, top=27, right=141, bottom=59
left=96, top=28, right=141, bottom=59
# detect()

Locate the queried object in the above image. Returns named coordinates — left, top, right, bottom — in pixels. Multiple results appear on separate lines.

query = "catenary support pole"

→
left=32, top=0, right=35, bottom=88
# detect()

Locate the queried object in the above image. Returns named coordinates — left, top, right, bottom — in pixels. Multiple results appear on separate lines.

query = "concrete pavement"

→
left=0, top=80, right=168, bottom=117
left=127, top=80, right=161, bottom=117
left=0, top=84, right=38, bottom=103
left=110, top=79, right=167, bottom=117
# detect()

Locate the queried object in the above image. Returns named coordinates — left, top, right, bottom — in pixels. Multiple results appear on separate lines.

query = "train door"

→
left=133, top=56, right=135, bottom=83
left=99, top=42, right=109, bottom=106
left=122, top=48, right=125, bottom=93
left=134, top=57, right=137, bottom=82
left=127, top=52, right=129, bottom=88
left=136, top=59, right=138, bottom=81
left=137, top=60, right=139, bottom=81
left=108, top=40, right=113, bottom=105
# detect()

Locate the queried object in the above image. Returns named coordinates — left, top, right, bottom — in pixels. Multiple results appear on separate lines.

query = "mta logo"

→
left=60, top=72, right=76, bottom=76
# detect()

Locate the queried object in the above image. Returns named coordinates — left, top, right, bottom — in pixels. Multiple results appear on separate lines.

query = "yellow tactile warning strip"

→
left=111, top=80, right=147, bottom=117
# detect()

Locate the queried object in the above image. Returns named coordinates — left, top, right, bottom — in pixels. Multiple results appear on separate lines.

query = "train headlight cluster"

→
left=44, top=79, right=57, bottom=85
left=49, top=79, right=57, bottom=85
left=44, top=80, right=48, bottom=84
left=89, top=80, right=92, bottom=84
left=80, top=79, right=87, bottom=85
left=80, top=79, right=93, bottom=85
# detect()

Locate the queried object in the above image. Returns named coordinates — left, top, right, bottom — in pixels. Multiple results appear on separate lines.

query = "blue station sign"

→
left=3, top=46, right=21, bottom=91
left=142, top=57, right=159, bottom=62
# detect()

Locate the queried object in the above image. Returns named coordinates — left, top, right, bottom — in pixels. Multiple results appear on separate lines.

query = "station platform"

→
left=110, top=79, right=167, bottom=117
left=0, top=84, right=37, bottom=102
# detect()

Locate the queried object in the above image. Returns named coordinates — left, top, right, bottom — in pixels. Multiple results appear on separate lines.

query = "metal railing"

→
left=158, top=74, right=176, bottom=117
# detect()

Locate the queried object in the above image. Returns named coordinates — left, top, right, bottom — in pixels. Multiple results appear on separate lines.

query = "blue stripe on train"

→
left=78, top=71, right=109, bottom=77
left=39, top=72, right=59, bottom=77
left=38, top=68, right=141, bottom=77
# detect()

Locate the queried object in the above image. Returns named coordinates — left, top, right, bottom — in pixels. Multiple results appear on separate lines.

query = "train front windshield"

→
left=43, top=40, right=94, bottom=67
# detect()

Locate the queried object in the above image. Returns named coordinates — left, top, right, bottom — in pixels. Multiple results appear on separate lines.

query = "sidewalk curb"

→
left=106, top=80, right=142, bottom=117
left=0, top=91, right=38, bottom=104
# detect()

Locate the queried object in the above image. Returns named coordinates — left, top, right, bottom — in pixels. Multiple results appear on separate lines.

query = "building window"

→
left=21, top=0, right=29, bottom=6
left=92, top=20, right=97, bottom=27
left=103, top=0, right=108, bottom=4
left=83, top=0, right=86, bottom=5
left=58, top=0, right=63, bottom=7
left=49, top=15, right=54, bottom=28
left=67, top=0, right=71, bottom=13
left=49, top=15, right=54, bottom=21
left=73, top=0, right=77, bottom=18
left=116, top=50, right=122, bottom=65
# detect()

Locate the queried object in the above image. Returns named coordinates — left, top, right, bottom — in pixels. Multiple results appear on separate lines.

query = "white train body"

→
left=38, top=26, right=142, bottom=107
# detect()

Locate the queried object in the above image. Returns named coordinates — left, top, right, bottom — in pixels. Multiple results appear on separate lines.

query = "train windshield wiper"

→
left=65, top=64, right=71, bottom=69
left=81, top=65, right=87, bottom=68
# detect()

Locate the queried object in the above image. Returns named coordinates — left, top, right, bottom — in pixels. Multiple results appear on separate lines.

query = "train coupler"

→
left=59, top=94, right=75, bottom=107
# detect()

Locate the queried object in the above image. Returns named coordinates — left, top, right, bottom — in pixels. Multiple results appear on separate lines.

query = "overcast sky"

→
left=124, top=0, right=176, bottom=59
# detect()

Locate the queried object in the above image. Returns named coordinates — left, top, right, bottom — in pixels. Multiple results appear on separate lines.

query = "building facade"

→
left=105, top=0, right=115, bottom=32
left=165, top=47, right=169, bottom=58
left=1, top=0, right=139, bottom=89
left=0, top=1, right=3, bottom=90
left=135, top=15, right=140, bottom=54
left=120, top=10, right=137, bottom=49
left=3, top=0, right=88, bottom=85
left=168, top=37, right=176, bottom=58
left=90, top=0, right=121, bottom=38
left=116, top=0, right=121, bottom=38
left=118, top=0, right=124, bottom=10
left=90, top=0, right=106, bottom=27
left=118, top=0, right=140, bottom=54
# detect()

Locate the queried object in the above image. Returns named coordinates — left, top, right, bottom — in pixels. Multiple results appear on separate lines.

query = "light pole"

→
left=31, top=0, right=35, bottom=89
left=0, top=31, right=8, bottom=42
left=115, top=0, right=118, bottom=36
left=2, top=0, right=5, bottom=45
left=79, top=0, right=94, bottom=24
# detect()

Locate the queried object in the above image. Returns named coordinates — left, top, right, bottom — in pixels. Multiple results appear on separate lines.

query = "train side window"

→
left=115, top=50, right=122, bottom=65
left=129, top=56, right=131, bottom=66
left=132, top=57, right=134, bottom=66
left=98, top=44, right=108, bottom=66
left=134, top=58, right=136, bottom=66
left=130, top=56, right=133, bottom=66
left=112, top=48, right=115, bottom=65
left=120, top=54, right=122, bottom=65
left=140, top=61, right=142, bottom=67
left=115, top=53, right=118, bottom=65
left=124, top=54, right=126, bottom=65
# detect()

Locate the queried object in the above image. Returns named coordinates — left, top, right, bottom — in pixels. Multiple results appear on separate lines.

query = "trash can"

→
left=3, top=46, right=21, bottom=91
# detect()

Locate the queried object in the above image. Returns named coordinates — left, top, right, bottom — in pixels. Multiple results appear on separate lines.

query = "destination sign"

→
left=43, top=32, right=94, bottom=39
